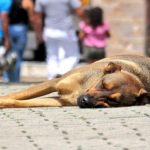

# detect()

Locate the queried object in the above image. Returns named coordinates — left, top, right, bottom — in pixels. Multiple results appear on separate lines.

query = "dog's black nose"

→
left=77, top=95, right=94, bottom=108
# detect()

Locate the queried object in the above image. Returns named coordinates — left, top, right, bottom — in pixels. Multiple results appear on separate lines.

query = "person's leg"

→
left=3, top=25, right=27, bottom=82
left=45, top=37, right=60, bottom=79
left=58, top=39, right=80, bottom=75
left=87, top=47, right=106, bottom=63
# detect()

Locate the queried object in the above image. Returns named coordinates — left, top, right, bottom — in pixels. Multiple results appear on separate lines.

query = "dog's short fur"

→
left=0, top=55, right=150, bottom=108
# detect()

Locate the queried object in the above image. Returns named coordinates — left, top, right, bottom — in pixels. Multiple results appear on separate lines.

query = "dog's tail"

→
left=0, top=78, right=60, bottom=100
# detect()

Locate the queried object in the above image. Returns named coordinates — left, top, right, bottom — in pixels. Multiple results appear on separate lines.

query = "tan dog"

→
left=0, top=55, right=150, bottom=108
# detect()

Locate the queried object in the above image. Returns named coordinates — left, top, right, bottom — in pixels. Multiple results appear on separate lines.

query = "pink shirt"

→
left=79, top=21, right=110, bottom=48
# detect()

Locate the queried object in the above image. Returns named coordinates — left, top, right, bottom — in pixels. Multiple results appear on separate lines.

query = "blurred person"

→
left=34, top=0, right=83, bottom=79
left=22, top=0, right=34, bottom=24
left=0, top=0, right=11, bottom=52
left=3, top=0, right=34, bottom=82
left=0, top=0, right=16, bottom=75
left=22, top=0, right=46, bottom=62
left=79, top=7, right=111, bottom=63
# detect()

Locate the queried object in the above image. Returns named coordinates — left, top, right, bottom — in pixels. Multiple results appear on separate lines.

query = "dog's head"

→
left=77, top=62, right=150, bottom=108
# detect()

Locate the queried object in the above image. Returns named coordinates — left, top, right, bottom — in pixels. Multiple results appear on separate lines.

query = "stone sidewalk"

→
left=0, top=83, right=150, bottom=150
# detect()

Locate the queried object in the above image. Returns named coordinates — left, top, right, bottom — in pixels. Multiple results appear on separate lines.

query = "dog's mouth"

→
left=95, top=97, right=120, bottom=108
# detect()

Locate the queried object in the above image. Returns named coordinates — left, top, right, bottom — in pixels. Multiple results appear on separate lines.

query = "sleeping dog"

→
left=0, top=55, right=150, bottom=108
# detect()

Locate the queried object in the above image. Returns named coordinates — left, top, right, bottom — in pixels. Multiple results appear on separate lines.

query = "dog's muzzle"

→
left=77, top=94, right=121, bottom=108
left=77, top=95, right=95, bottom=108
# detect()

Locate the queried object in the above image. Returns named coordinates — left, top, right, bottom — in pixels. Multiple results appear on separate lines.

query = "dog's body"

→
left=0, top=55, right=150, bottom=108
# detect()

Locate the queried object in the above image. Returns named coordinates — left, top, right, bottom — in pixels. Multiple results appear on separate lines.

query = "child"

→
left=79, top=7, right=110, bottom=63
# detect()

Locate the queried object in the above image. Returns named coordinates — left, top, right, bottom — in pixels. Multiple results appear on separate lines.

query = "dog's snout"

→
left=77, top=95, right=94, bottom=108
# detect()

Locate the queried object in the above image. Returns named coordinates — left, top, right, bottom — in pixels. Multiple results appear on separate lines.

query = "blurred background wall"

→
left=91, top=0, right=145, bottom=56
left=21, top=0, right=146, bottom=82
left=25, top=0, right=146, bottom=61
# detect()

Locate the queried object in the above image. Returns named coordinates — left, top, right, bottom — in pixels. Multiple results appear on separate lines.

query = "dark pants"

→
left=3, top=24, right=27, bottom=82
left=83, top=46, right=106, bottom=63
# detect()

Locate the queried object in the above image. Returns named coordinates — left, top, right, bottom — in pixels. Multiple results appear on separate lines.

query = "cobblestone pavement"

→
left=0, top=83, right=150, bottom=150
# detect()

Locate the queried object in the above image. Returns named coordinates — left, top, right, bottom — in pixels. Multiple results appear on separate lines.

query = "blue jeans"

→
left=3, top=24, right=27, bottom=82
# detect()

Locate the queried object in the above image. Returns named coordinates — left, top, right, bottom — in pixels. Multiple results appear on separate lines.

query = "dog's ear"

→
left=136, top=89, right=150, bottom=105
left=104, top=62, right=121, bottom=74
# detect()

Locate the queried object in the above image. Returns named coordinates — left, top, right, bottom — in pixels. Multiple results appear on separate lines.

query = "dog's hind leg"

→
left=0, top=78, right=60, bottom=100
left=0, top=97, right=74, bottom=108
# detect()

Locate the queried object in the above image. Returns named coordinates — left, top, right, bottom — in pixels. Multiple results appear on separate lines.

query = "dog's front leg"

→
left=0, top=78, right=60, bottom=100
left=0, top=97, right=75, bottom=108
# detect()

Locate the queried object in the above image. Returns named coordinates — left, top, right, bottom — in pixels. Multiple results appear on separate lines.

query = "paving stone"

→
left=0, top=83, right=150, bottom=150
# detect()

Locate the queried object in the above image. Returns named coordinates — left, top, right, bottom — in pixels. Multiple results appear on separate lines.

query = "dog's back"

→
left=64, top=55, right=150, bottom=90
